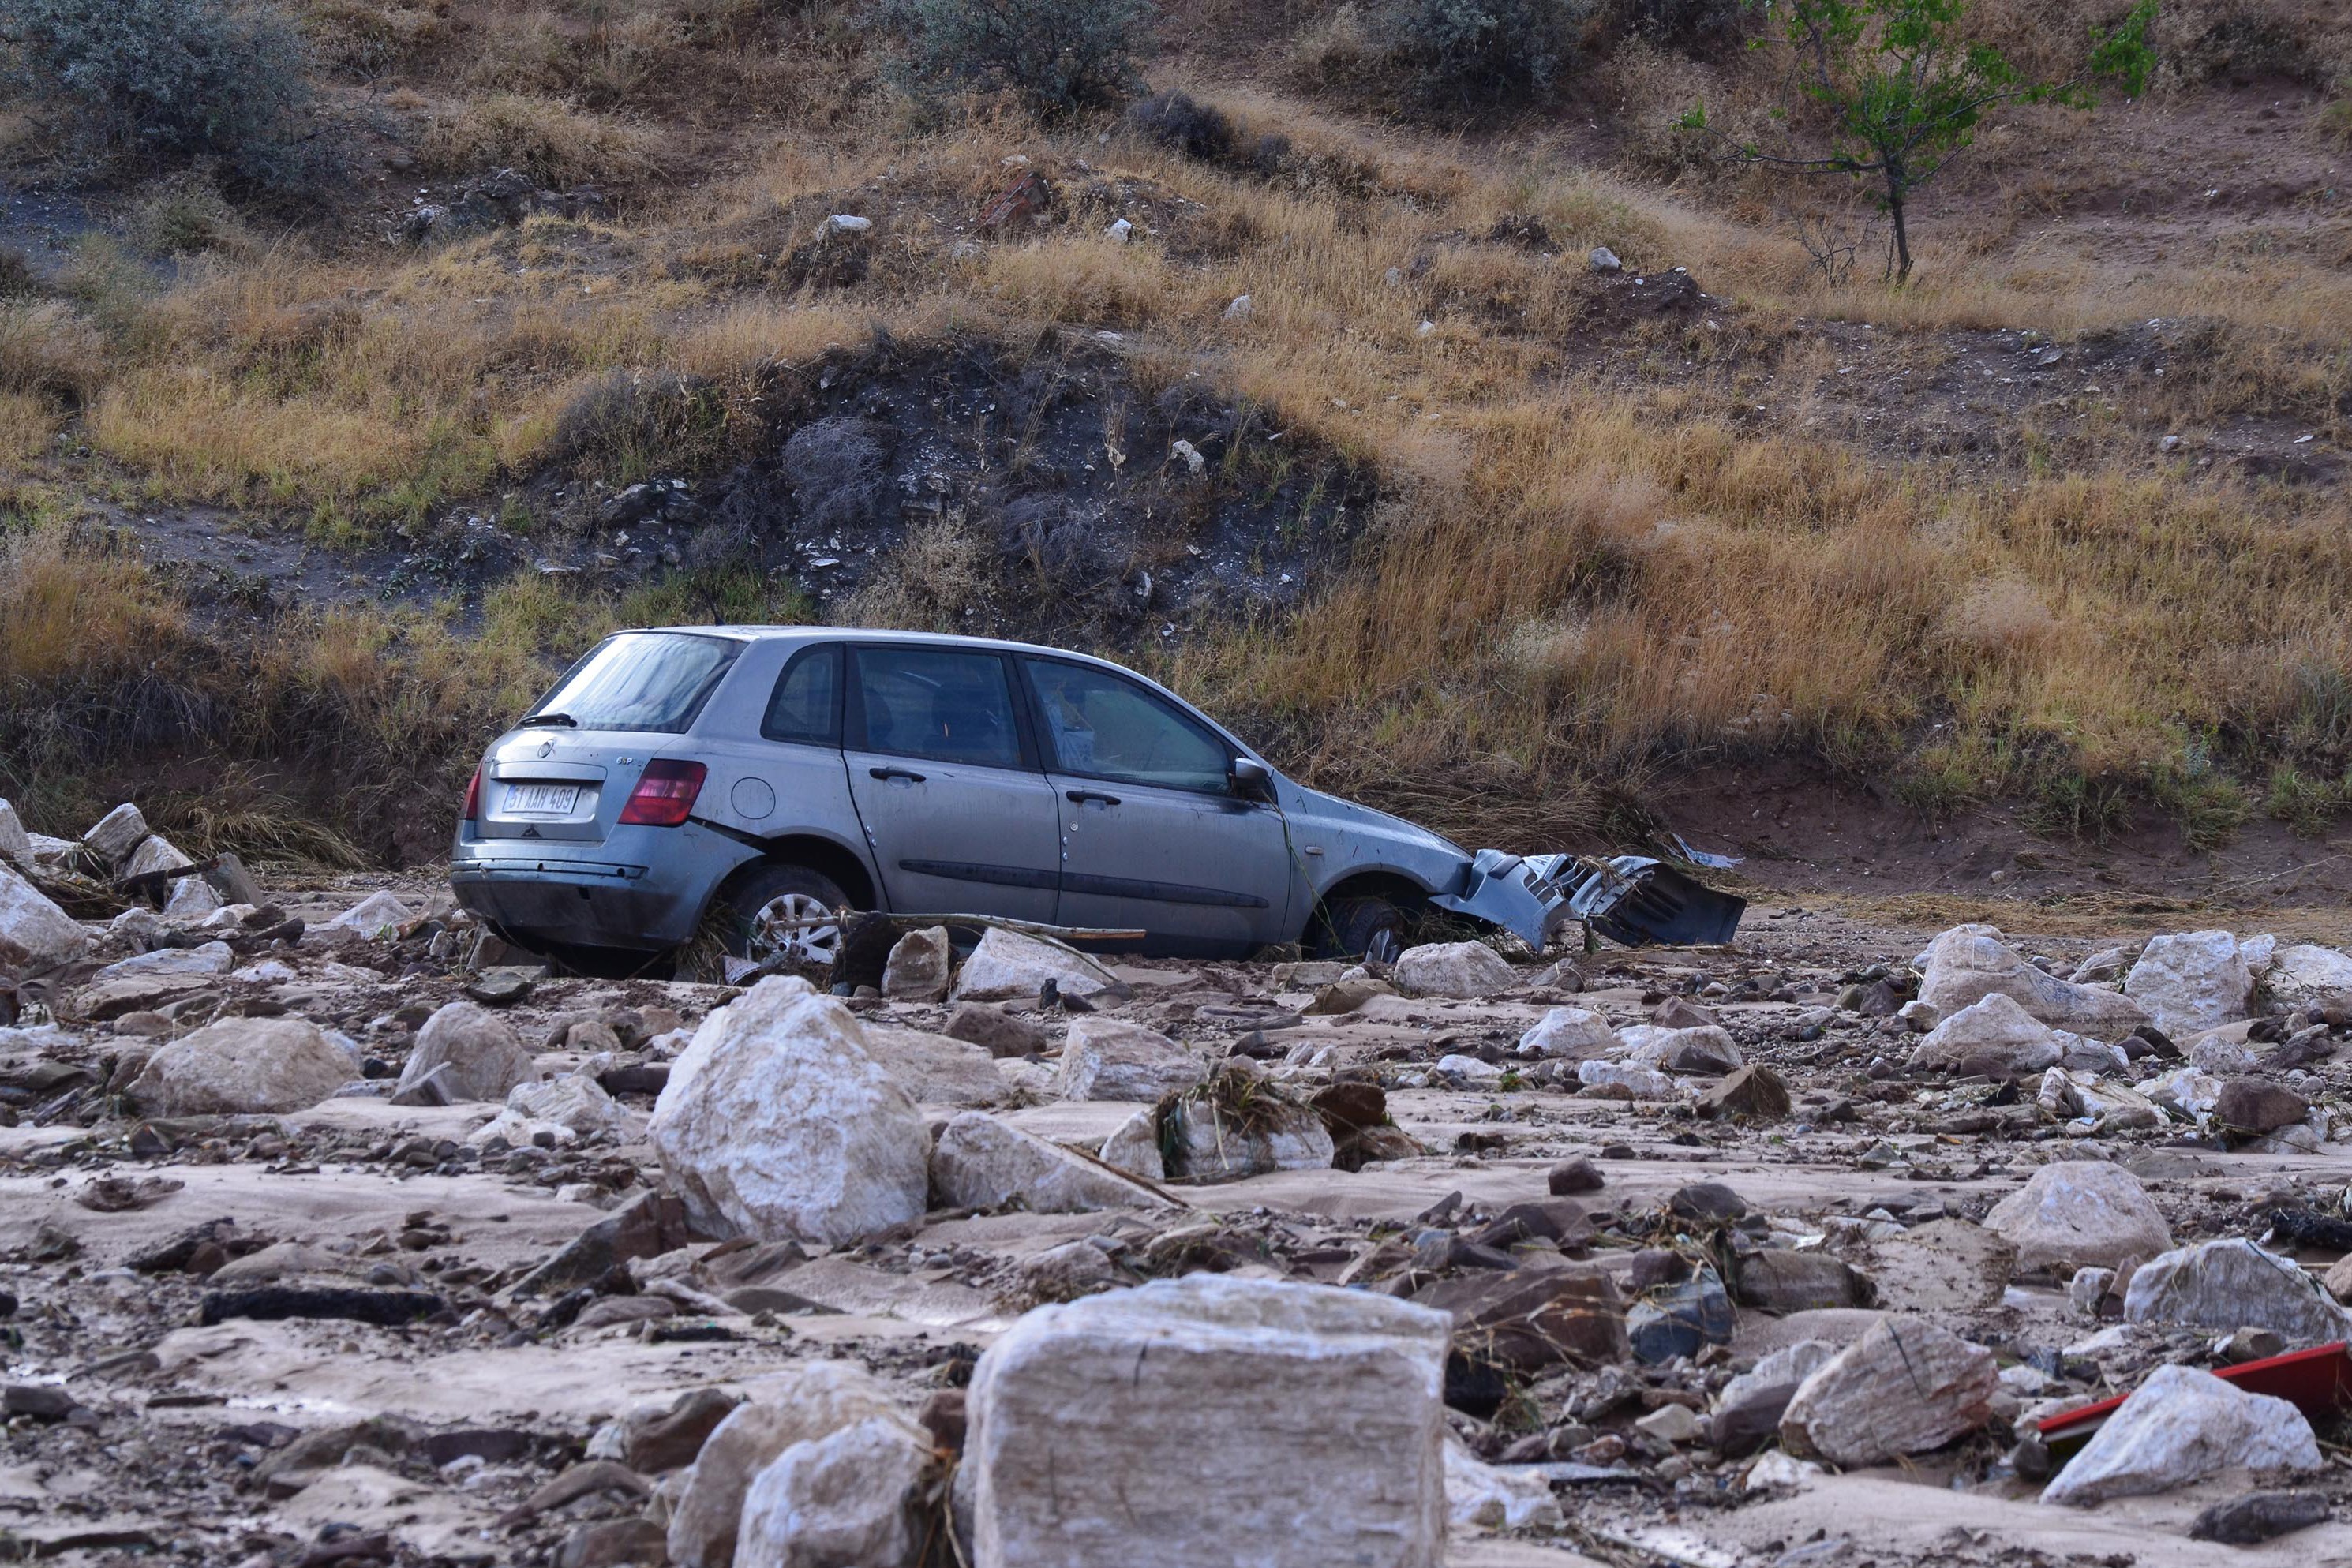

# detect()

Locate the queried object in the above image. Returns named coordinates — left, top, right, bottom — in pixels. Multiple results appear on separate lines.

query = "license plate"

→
left=503, top=784, right=579, bottom=817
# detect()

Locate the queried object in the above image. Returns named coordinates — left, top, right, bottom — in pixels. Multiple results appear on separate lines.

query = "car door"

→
left=842, top=644, right=1062, bottom=922
left=1018, top=656, right=1294, bottom=955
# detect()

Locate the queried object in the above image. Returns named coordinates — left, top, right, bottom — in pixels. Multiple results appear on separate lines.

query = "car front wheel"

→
left=1313, top=894, right=1406, bottom=964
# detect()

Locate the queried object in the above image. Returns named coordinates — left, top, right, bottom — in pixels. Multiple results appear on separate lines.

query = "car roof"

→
left=638, top=624, right=1139, bottom=668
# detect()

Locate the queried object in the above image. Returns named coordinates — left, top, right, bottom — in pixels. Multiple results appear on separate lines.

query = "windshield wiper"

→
left=519, top=712, right=579, bottom=728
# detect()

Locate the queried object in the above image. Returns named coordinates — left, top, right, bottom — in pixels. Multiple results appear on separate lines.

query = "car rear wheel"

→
left=723, top=863, right=854, bottom=969
left=1313, top=895, right=1406, bottom=964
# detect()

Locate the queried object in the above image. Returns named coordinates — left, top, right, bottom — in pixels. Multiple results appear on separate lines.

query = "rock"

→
left=1668, top=1181, right=1749, bottom=1225
left=1698, top=1065, right=1791, bottom=1120
left=931, top=1111, right=1171, bottom=1212
left=473, top=1072, right=628, bottom=1147
left=2139, top=1065, right=2224, bottom=1122
left=941, top=1002, right=1047, bottom=1057
left=737, top=1413, right=931, bottom=1568
left=2042, top=1363, right=2321, bottom=1506
left=1392, top=941, right=1517, bottom=999
left=99, top=943, right=230, bottom=982
left=1635, top=1402, right=1702, bottom=1444
left=0, top=864, right=90, bottom=972
left=1983, top=1160, right=2171, bottom=1276
left=1163, top=1075, right=1335, bottom=1181
left=463, top=969, right=534, bottom=1006
left=121, top=833, right=193, bottom=888
left=398, top=1001, right=536, bottom=1102
left=1916, top=925, right=2148, bottom=1035
left=2214, top=1076, right=2309, bottom=1135
left=1908, top=993, right=2064, bottom=1078
left=2186, top=1024, right=2260, bottom=1074
left=626, top=1387, right=740, bottom=1473
left=516, top=1192, right=694, bottom=1297
left=163, top=874, right=223, bottom=919
left=1305, top=977, right=1395, bottom=1015
left=1627, top=1268, right=1735, bottom=1363
left=2069, top=1266, right=2118, bottom=1315
left=1223, top=293, right=1253, bottom=320
left=1712, top=1341, right=1837, bottom=1457
left=82, top=803, right=150, bottom=866
left=1897, top=999, right=1939, bottom=1032
left=667, top=1361, right=904, bottom=1568
left=881, top=926, right=951, bottom=1002
left=1097, top=1109, right=1164, bottom=1181
left=557, top=1520, right=669, bottom=1568
left=1443, top=1442, right=1562, bottom=1532
left=1056, top=1017, right=1200, bottom=1101
left=1547, top=1157, right=1604, bottom=1195
left=964, top=1276, right=1448, bottom=1568
left=1779, top=1315, right=1998, bottom=1468
left=1019, top=1239, right=1122, bottom=1300
left=1414, top=1263, right=1629, bottom=1374
left=1308, top=1080, right=1387, bottom=1134
left=1576, top=1061, right=1678, bottom=1098
left=1871, top=1220, right=2018, bottom=1313
left=1271, top=960, right=1346, bottom=991
left=2189, top=1490, right=2331, bottom=1544
left=2123, top=1237, right=2350, bottom=1345
left=1590, top=246, right=1622, bottom=271
left=1623, top=1024, right=1742, bottom=1075
left=2125, top=930, right=2253, bottom=1039
left=328, top=889, right=414, bottom=939
left=126, top=1016, right=355, bottom=1115
left=647, top=977, right=930, bottom=1246
left=2266, top=945, right=2352, bottom=1007
left=0, top=800, right=28, bottom=867
left=859, top=1024, right=1009, bottom=1106
left=1516, top=1006, right=1618, bottom=1059
left=1733, top=1249, right=1871, bottom=1313
left=949, top=928, right=1118, bottom=1003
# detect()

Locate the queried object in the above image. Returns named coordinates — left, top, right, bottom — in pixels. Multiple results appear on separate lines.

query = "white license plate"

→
left=503, top=784, right=580, bottom=816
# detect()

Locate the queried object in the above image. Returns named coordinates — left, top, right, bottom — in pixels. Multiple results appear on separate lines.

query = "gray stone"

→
left=0, top=864, right=89, bottom=972
left=1779, top=1315, right=1998, bottom=1468
left=1516, top=1006, right=1618, bottom=1059
left=1162, top=1078, right=1335, bottom=1181
left=667, top=1361, right=905, bottom=1568
left=942, top=1002, right=1047, bottom=1057
left=1916, top=924, right=2149, bottom=1035
left=2123, top=1237, right=2351, bottom=1345
left=950, top=928, right=1119, bottom=1003
left=0, top=799, right=28, bottom=868
left=1098, top=1108, right=1165, bottom=1181
left=964, top=1277, right=1449, bottom=1568
left=859, top=1024, right=1009, bottom=1106
left=1056, top=1017, right=1201, bottom=1102
left=930, top=1111, right=1173, bottom=1212
left=1908, top=993, right=2063, bottom=1078
left=2043, top=1363, right=2320, bottom=1506
left=880, top=926, right=951, bottom=1002
left=1984, top=1160, right=2171, bottom=1276
left=1712, top=1341, right=1836, bottom=1458
left=81, top=803, right=149, bottom=867
left=2213, top=1076, right=2309, bottom=1135
left=399, top=1001, right=536, bottom=1102
left=2125, top=930, right=2253, bottom=1039
left=1392, top=941, right=1517, bottom=1000
left=127, top=1016, right=355, bottom=1115
left=738, top=1414, right=931, bottom=1568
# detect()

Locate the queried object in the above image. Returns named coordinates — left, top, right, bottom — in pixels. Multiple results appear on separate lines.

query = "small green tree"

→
left=893, top=0, right=1153, bottom=118
left=1680, top=0, right=2155, bottom=282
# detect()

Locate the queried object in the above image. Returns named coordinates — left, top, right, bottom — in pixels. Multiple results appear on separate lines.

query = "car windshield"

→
left=527, top=633, right=739, bottom=734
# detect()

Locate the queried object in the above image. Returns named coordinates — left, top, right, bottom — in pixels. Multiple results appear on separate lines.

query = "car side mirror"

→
left=1230, top=757, right=1275, bottom=802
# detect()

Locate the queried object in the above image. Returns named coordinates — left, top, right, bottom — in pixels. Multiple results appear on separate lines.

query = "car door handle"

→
left=1066, top=788, right=1121, bottom=806
left=871, top=765, right=927, bottom=784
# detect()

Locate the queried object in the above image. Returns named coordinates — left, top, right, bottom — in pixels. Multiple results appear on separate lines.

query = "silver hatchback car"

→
left=450, top=627, right=1486, bottom=967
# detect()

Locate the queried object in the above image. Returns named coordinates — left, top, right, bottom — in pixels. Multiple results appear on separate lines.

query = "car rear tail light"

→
left=462, top=765, right=482, bottom=823
left=619, top=758, right=707, bottom=827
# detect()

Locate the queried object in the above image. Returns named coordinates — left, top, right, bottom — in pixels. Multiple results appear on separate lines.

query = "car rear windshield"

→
left=528, top=633, right=740, bottom=734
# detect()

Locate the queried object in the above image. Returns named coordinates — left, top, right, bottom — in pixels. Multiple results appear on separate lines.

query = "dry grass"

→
left=6, top=2, right=2352, bottom=856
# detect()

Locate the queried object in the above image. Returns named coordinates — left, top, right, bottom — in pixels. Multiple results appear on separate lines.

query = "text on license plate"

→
left=503, top=784, right=580, bottom=816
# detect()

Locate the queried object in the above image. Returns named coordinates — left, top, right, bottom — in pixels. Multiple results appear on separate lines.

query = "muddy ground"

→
left=8, top=851, right=2352, bottom=1566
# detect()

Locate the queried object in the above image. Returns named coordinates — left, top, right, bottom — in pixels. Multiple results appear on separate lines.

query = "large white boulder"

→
left=1516, top=1007, right=1619, bottom=1060
left=931, top=1110, right=1173, bottom=1212
left=668, top=1361, right=906, bottom=1568
left=2267, top=944, right=2352, bottom=1008
left=1908, top=993, right=2065, bottom=1078
left=950, top=928, right=1118, bottom=1003
left=2123, top=1237, right=2352, bottom=1345
left=1916, top=925, right=2148, bottom=1035
left=0, top=864, right=92, bottom=972
left=2125, top=931, right=2253, bottom=1039
left=2042, top=1363, right=2320, bottom=1506
left=648, top=978, right=930, bottom=1246
left=1983, top=1160, right=2172, bottom=1276
left=1778, top=1316, right=1998, bottom=1468
left=127, top=1016, right=356, bottom=1115
left=1392, top=941, right=1517, bottom=1000
left=737, top=1414, right=933, bottom=1568
left=121, top=833, right=193, bottom=885
left=398, top=1001, right=537, bottom=1102
left=964, top=1277, right=1450, bottom=1568
left=1620, top=1024, right=1742, bottom=1075
left=1056, top=1017, right=1202, bottom=1102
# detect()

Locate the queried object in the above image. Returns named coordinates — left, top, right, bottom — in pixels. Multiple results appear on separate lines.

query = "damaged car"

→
left=449, top=628, right=1741, bottom=969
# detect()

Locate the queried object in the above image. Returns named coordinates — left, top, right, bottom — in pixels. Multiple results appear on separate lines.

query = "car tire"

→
left=720, top=863, right=855, bottom=970
left=1313, top=895, right=1406, bottom=964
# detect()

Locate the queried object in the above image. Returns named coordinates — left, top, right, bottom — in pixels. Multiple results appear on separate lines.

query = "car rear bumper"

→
left=448, top=823, right=753, bottom=952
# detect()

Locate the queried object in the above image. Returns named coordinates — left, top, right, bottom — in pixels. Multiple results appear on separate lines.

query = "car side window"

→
left=761, top=644, right=842, bottom=746
left=1022, top=659, right=1231, bottom=794
left=850, top=647, right=1026, bottom=770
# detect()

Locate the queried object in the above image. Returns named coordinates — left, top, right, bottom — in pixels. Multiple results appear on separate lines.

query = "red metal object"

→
left=2039, top=1342, right=2352, bottom=1458
left=979, top=172, right=1051, bottom=233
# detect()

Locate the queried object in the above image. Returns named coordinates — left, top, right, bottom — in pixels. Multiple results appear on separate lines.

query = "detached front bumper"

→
left=449, top=823, right=753, bottom=951
left=1433, top=849, right=1747, bottom=949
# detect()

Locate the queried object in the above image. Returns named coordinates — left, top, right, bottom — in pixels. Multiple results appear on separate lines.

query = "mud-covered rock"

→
left=127, top=1016, right=354, bottom=1115
left=1983, top=1159, right=2172, bottom=1276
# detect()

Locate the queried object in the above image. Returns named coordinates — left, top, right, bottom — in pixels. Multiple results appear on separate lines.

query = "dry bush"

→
left=298, top=0, right=450, bottom=74
left=837, top=514, right=995, bottom=631
left=0, top=301, right=106, bottom=405
left=420, top=93, right=666, bottom=186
